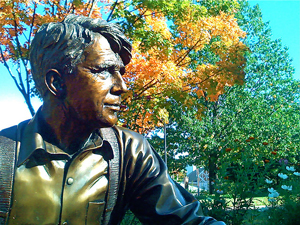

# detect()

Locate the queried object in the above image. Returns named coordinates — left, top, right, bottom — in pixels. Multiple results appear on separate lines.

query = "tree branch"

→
left=12, top=12, right=27, bottom=65
left=122, top=77, right=159, bottom=103
left=106, top=0, right=118, bottom=22
left=175, top=38, right=202, bottom=66
left=12, top=11, right=32, bottom=98
left=0, top=47, right=23, bottom=94
left=27, top=2, right=37, bottom=64
left=16, top=60, right=26, bottom=95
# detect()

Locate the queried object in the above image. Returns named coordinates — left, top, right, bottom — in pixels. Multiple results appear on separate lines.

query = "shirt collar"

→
left=17, top=108, right=104, bottom=166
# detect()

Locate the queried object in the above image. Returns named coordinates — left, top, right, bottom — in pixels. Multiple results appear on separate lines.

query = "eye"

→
left=107, top=66, right=124, bottom=76
left=90, top=68, right=110, bottom=80
left=120, top=67, right=126, bottom=75
left=108, top=66, right=117, bottom=75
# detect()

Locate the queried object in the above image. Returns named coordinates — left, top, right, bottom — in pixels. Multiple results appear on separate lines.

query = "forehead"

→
left=81, top=34, right=123, bottom=67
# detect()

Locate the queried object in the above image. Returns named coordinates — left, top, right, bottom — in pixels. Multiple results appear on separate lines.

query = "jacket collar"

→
left=17, top=108, right=104, bottom=166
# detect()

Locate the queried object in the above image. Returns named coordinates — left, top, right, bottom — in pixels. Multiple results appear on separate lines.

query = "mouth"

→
left=104, top=103, right=120, bottom=111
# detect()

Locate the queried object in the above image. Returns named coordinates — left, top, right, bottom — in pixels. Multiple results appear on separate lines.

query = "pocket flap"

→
left=86, top=201, right=105, bottom=225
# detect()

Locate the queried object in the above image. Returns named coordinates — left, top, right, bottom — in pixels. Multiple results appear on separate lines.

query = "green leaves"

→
left=151, top=0, right=300, bottom=199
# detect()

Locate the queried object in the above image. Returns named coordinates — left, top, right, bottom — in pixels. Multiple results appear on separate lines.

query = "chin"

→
left=96, top=116, right=117, bottom=128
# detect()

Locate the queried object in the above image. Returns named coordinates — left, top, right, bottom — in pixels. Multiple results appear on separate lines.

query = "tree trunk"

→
left=208, top=155, right=217, bottom=195
left=24, top=94, right=36, bottom=117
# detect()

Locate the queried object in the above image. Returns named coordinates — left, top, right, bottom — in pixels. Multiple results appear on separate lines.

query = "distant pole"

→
left=196, top=168, right=200, bottom=196
left=164, top=121, right=167, bottom=167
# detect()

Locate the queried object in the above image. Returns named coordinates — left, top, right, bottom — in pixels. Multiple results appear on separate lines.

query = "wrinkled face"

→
left=65, top=34, right=128, bottom=128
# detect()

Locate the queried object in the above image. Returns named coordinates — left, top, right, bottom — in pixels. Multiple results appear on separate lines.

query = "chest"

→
left=8, top=150, right=108, bottom=225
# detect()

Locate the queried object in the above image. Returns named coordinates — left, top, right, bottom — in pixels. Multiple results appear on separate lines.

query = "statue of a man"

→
left=0, top=15, right=224, bottom=225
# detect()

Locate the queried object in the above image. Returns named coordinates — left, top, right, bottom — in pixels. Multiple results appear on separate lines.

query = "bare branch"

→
left=137, top=78, right=157, bottom=94
left=181, top=72, right=219, bottom=92
left=136, top=79, right=159, bottom=97
left=106, top=0, right=118, bottom=22
left=27, top=1, right=37, bottom=64
left=176, top=59, right=194, bottom=67
left=0, top=47, right=23, bottom=94
left=122, top=78, right=159, bottom=103
left=133, top=9, right=147, bottom=24
left=11, top=11, right=33, bottom=98
left=175, top=38, right=202, bottom=66
left=16, top=60, right=26, bottom=94
left=12, top=12, right=26, bottom=62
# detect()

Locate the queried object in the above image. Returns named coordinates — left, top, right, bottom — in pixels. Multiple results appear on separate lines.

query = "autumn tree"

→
left=0, top=0, right=248, bottom=131
left=117, top=0, right=248, bottom=133
left=150, top=0, right=300, bottom=195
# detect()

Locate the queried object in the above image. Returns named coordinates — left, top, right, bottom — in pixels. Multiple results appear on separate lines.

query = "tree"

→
left=0, top=0, right=248, bottom=129
left=152, top=0, right=300, bottom=198
left=118, top=0, right=247, bottom=133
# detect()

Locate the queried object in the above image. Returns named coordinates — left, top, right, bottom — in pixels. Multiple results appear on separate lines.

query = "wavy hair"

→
left=30, top=14, right=132, bottom=98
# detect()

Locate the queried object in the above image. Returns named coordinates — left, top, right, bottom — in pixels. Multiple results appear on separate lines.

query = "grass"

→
left=225, top=196, right=269, bottom=208
left=196, top=192, right=270, bottom=208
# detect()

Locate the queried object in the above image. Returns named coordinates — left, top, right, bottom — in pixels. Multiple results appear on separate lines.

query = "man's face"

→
left=64, top=34, right=128, bottom=128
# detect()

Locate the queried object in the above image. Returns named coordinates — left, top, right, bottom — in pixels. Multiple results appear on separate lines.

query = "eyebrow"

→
left=89, top=62, right=126, bottom=75
left=92, top=60, right=124, bottom=70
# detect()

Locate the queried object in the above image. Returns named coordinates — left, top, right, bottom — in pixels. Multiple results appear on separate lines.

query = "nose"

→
left=111, top=71, right=128, bottom=95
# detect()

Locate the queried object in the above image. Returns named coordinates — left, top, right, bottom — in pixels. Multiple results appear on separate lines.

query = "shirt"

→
left=8, top=112, right=109, bottom=225
left=1, top=110, right=221, bottom=225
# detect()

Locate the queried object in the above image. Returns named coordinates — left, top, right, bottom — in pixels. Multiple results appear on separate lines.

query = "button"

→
left=67, top=177, right=74, bottom=185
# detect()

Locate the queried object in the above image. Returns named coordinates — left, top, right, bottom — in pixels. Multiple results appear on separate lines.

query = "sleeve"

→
left=112, top=127, right=225, bottom=225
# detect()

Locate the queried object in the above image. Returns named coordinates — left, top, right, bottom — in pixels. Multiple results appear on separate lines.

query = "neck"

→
left=39, top=101, right=97, bottom=155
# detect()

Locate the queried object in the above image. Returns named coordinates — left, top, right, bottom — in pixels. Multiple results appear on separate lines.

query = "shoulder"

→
left=0, top=125, right=18, bottom=155
left=0, top=125, right=18, bottom=140
left=112, top=126, right=153, bottom=155
left=0, top=119, right=30, bottom=140
left=113, top=126, right=146, bottom=142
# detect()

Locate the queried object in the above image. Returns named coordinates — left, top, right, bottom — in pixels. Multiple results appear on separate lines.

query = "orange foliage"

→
left=0, top=0, right=104, bottom=63
left=0, top=1, right=248, bottom=133
left=143, top=10, right=171, bottom=40
left=121, top=5, right=248, bottom=133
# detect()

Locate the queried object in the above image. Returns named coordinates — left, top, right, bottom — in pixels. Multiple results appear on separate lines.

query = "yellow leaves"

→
left=195, top=108, right=204, bottom=120
left=208, top=12, right=246, bottom=42
left=125, top=47, right=185, bottom=94
left=158, top=108, right=169, bottom=124
left=168, top=8, right=247, bottom=101
left=144, top=10, right=171, bottom=40
left=174, top=11, right=247, bottom=61
left=123, top=6, right=248, bottom=131
left=196, top=89, right=205, bottom=98
left=184, top=98, right=194, bottom=107
left=0, top=0, right=105, bottom=62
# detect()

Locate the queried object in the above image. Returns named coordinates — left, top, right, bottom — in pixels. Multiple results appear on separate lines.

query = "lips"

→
left=104, top=103, right=120, bottom=111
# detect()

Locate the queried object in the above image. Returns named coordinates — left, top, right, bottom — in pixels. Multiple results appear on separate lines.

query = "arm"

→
left=112, top=127, right=225, bottom=225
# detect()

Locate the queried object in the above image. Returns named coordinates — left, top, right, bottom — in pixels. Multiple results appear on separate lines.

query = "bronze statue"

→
left=0, top=15, right=225, bottom=225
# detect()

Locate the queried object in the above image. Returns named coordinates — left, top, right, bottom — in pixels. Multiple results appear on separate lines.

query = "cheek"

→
left=91, top=92, right=105, bottom=104
left=90, top=85, right=109, bottom=101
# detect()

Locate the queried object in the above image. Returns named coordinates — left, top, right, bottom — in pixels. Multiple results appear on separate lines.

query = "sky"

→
left=249, top=0, right=300, bottom=79
left=0, top=0, right=299, bottom=130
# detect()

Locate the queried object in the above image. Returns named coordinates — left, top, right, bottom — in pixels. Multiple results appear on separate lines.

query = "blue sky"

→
left=249, top=0, right=300, bottom=80
left=0, top=0, right=299, bottom=129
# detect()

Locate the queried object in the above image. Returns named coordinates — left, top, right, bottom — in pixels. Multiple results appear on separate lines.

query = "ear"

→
left=45, top=69, right=66, bottom=99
